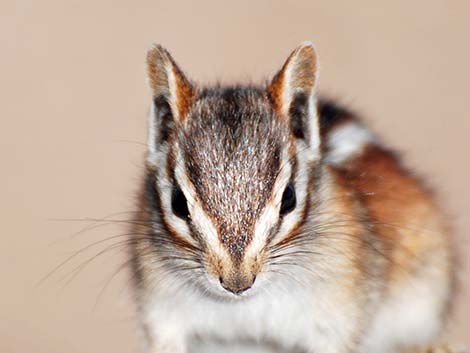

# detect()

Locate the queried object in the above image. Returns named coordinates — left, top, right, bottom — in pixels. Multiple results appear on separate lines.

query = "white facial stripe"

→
left=272, top=141, right=313, bottom=243
left=325, top=122, right=376, bottom=165
left=247, top=141, right=314, bottom=258
left=246, top=147, right=292, bottom=259
left=153, top=145, right=195, bottom=246
left=172, top=146, right=230, bottom=262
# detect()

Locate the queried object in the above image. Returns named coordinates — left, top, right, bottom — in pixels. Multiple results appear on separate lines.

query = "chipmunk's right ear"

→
left=146, top=44, right=195, bottom=148
left=269, top=42, right=320, bottom=154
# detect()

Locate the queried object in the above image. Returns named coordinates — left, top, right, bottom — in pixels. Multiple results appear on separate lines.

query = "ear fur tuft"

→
left=146, top=44, right=195, bottom=149
left=269, top=42, right=320, bottom=152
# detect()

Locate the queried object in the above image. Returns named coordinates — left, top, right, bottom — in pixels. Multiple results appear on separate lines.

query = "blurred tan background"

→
left=1, top=0, right=469, bottom=352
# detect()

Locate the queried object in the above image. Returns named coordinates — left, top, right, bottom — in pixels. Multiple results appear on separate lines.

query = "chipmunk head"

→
left=144, top=43, right=321, bottom=298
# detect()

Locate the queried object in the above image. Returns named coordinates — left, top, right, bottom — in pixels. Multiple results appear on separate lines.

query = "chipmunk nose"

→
left=219, top=275, right=256, bottom=295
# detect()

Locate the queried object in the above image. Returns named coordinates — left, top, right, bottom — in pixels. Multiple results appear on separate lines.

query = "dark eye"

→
left=171, top=187, right=190, bottom=220
left=280, top=183, right=296, bottom=215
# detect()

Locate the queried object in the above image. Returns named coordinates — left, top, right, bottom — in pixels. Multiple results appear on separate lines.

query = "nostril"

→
left=219, top=276, right=232, bottom=293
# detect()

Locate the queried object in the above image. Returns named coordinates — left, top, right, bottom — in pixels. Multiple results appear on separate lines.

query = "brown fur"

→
left=129, top=43, right=459, bottom=353
left=339, top=144, right=453, bottom=299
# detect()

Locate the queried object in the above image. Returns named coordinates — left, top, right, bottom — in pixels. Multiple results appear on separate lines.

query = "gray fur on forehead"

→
left=180, top=87, right=289, bottom=256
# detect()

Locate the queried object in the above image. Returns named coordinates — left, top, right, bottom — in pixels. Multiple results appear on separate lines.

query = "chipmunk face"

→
left=145, top=43, right=320, bottom=298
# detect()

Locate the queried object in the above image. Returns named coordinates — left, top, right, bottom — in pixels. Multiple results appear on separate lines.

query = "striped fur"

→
left=129, top=43, right=458, bottom=353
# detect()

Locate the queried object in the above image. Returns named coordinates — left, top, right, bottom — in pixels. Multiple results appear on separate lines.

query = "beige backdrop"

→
left=1, top=0, right=469, bottom=352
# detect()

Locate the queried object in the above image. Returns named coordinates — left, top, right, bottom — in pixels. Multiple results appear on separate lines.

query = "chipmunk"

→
left=129, top=42, right=461, bottom=353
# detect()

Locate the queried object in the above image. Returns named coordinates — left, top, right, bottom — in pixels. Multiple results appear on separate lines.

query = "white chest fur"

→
left=144, top=281, right=358, bottom=353
left=142, top=271, right=445, bottom=353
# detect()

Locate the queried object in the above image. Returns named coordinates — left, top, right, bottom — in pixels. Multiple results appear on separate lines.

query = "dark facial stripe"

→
left=273, top=161, right=320, bottom=249
left=145, top=172, right=199, bottom=252
left=265, top=144, right=299, bottom=245
left=165, top=146, right=204, bottom=244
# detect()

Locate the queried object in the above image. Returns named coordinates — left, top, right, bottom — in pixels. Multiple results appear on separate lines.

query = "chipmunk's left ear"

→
left=269, top=42, right=320, bottom=153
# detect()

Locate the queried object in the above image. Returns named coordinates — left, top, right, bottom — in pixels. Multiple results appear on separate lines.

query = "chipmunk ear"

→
left=146, top=44, right=195, bottom=148
left=269, top=42, right=320, bottom=153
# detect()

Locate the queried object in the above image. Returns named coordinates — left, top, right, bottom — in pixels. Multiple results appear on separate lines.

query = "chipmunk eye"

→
left=280, top=183, right=296, bottom=216
left=171, top=187, right=190, bottom=220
